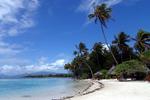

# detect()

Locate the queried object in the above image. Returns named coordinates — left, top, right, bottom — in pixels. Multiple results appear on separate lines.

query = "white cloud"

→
left=78, top=0, right=141, bottom=14
left=77, top=0, right=122, bottom=13
left=0, top=41, right=23, bottom=56
left=51, top=59, right=66, bottom=66
left=0, top=0, right=39, bottom=37
left=77, top=0, right=123, bottom=26
left=0, top=0, right=39, bottom=67
left=0, top=58, right=68, bottom=76
left=0, top=40, right=28, bottom=69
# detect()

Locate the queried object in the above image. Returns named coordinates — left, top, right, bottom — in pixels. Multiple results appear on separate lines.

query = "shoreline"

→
left=69, top=79, right=150, bottom=100
left=1, top=79, right=150, bottom=100
left=61, top=79, right=104, bottom=100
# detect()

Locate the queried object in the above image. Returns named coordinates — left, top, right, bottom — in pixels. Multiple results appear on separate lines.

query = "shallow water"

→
left=0, top=78, right=90, bottom=100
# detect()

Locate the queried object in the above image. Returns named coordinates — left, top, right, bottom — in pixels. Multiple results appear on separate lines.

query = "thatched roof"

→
left=94, top=72, right=102, bottom=76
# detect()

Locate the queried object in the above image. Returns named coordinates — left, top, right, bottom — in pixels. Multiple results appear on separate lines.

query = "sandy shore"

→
left=2, top=79, right=150, bottom=100
left=70, top=79, right=150, bottom=100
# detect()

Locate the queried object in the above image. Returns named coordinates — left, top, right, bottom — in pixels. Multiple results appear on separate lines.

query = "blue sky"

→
left=0, top=0, right=150, bottom=75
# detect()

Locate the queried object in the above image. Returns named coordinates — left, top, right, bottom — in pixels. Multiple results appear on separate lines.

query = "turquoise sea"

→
left=0, top=78, right=90, bottom=100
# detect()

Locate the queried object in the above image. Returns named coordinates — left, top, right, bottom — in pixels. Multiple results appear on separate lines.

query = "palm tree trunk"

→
left=95, top=52, right=100, bottom=68
left=121, top=52, right=123, bottom=62
left=83, top=59, right=94, bottom=78
left=100, top=23, right=118, bottom=65
left=85, top=62, right=94, bottom=79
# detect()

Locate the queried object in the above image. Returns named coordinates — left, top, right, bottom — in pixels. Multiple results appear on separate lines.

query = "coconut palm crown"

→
left=134, top=30, right=150, bottom=53
left=88, top=3, right=112, bottom=28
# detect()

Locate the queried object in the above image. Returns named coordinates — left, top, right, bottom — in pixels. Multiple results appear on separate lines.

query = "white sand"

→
left=70, top=79, right=150, bottom=100
left=4, top=79, right=150, bottom=100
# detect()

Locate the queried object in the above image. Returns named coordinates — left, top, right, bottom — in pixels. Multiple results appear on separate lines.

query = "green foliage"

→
left=112, top=32, right=136, bottom=63
left=142, top=50, right=150, bottom=57
left=88, top=3, right=112, bottom=28
left=140, top=50, right=150, bottom=64
left=89, top=42, right=107, bottom=71
left=112, top=32, right=130, bottom=47
left=64, top=30, right=149, bottom=79
left=100, top=69, right=109, bottom=79
left=80, top=73, right=89, bottom=79
left=64, top=3, right=150, bottom=80
left=134, top=29, right=150, bottom=53
left=114, top=60, right=146, bottom=76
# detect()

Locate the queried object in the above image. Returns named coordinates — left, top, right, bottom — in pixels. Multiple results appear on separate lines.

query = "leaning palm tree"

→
left=88, top=3, right=118, bottom=64
left=75, top=42, right=94, bottom=78
left=133, top=30, right=150, bottom=53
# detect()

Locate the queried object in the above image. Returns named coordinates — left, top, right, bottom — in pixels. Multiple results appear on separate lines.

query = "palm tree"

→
left=133, top=30, right=150, bottom=53
left=76, top=42, right=88, bottom=56
left=88, top=3, right=118, bottom=64
left=75, top=42, right=94, bottom=78
left=112, top=32, right=130, bottom=48
left=73, top=51, right=78, bottom=57
left=112, top=32, right=130, bottom=61
left=92, top=42, right=104, bottom=68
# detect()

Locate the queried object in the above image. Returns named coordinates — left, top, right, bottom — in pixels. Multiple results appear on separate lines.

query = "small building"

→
left=94, top=72, right=103, bottom=80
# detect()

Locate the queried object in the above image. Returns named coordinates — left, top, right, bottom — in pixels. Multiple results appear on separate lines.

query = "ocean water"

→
left=0, top=78, right=90, bottom=100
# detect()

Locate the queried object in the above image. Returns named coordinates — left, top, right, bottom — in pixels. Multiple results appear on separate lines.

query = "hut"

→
left=94, top=72, right=103, bottom=80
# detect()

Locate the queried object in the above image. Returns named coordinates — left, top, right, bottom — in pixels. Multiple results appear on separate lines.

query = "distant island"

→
left=24, top=73, right=73, bottom=78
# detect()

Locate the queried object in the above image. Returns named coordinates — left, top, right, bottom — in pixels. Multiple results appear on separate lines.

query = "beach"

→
left=70, top=79, right=150, bottom=100
left=1, top=79, right=150, bottom=100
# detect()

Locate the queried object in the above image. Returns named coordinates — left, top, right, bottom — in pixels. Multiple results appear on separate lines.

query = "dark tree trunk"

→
left=100, top=23, right=118, bottom=65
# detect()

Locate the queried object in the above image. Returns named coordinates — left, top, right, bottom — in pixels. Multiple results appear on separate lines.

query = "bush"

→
left=114, top=60, right=147, bottom=80
left=80, top=73, right=89, bottom=79
left=100, top=69, right=109, bottom=79
left=94, top=69, right=110, bottom=79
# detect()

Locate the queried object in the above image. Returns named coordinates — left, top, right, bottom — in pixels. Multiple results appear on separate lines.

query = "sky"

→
left=0, top=0, right=150, bottom=76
